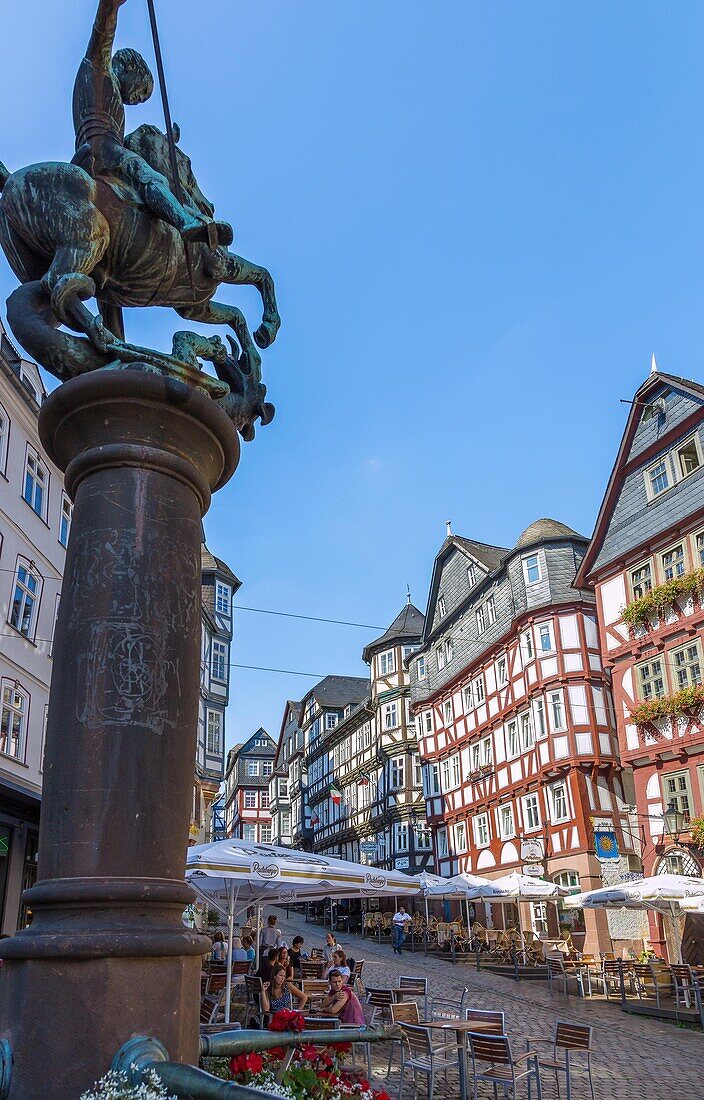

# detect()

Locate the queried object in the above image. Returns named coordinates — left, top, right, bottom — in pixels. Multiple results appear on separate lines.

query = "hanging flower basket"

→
left=621, top=569, right=704, bottom=633
left=630, top=684, right=704, bottom=728
left=690, top=817, right=704, bottom=850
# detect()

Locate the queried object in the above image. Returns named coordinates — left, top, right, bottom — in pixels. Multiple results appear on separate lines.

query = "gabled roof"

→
left=201, top=543, right=241, bottom=590
left=362, top=603, right=425, bottom=662
left=421, top=533, right=509, bottom=644
left=575, top=368, right=704, bottom=586
left=452, top=536, right=509, bottom=574
left=238, top=727, right=276, bottom=756
left=305, top=675, right=369, bottom=711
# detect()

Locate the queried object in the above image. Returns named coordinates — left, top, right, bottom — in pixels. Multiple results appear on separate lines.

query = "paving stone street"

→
left=271, top=911, right=704, bottom=1100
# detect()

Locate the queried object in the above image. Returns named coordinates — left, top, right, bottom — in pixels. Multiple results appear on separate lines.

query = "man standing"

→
left=391, top=905, right=412, bottom=955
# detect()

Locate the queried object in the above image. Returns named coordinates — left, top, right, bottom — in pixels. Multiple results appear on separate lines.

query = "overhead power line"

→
left=233, top=605, right=383, bottom=630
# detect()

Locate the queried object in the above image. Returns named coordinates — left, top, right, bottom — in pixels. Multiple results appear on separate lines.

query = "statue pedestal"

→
left=0, top=368, right=239, bottom=1098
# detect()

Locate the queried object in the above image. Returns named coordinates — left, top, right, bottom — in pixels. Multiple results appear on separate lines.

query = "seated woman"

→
left=320, top=969, right=366, bottom=1025
left=277, top=945, right=294, bottom=980
left=261, top=964, right=308, bottom=1015
left=211, top=931, right=227, bottom=964
left=242, top=935, right=256, bottom=963
left=323, top=948, right=350, bottom=983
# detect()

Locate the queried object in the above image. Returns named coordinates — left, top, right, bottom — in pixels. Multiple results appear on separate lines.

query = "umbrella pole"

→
left=224, top=881, right=234, bottom=1024
left=255, top=904, right=262, bottom=971
left=670, top=902, right=683, bottom=965
left=424, top=895, right=429, bottom=956
left=465, top=898, right=471, bottom=938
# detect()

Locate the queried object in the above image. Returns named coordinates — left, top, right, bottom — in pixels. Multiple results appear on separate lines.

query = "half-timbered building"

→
left=224, top=728, right=276, bottom=842
left=268, top=701, right=299, bottom=847
left=409, top=522, right=634, bottom=954
left=576, top=364, right=704, bottom=961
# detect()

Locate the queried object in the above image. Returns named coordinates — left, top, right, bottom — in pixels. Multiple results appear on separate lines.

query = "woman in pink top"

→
left=320, top=969, right=366, bottom=1025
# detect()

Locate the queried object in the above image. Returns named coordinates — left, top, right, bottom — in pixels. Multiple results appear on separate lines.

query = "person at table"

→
left=320, top=969, right=366, bottom=1025
left=323, top=931, right=341, bottom=965
left=261, top=964, right=308, bottom=1014
left=288, top=935, right=309, bottom=976
left=277, top=945, right=294, bottom=980
left=256, top=947, right=280, bottom=983
left=261, top=913, right=285, bottom=951
left=230, top=936, right=248, bottom=963
left=242, top=935, right=256, bottom=963
left=211, top=931, right=227, bottom=964
left=323, top=948, right=350, bottom=983
left=391, top=905, right=412, bottom=955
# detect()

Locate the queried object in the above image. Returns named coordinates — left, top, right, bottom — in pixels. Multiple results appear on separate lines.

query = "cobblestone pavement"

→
left=270, top=909, right=703, bottom=1100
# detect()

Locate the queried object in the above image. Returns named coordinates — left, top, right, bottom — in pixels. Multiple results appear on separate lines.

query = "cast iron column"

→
left=0, top=366, right=239, bottom=1098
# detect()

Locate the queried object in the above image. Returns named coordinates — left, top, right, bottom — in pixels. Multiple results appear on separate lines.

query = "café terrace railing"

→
left=111, top=1026, right=396, bottom=1099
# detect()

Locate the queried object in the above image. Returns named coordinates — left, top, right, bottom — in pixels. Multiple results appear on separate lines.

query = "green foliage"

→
left=621, top=569, right=704, bottom=630
left=690, top=816, right=704, bottom=849
left=629, top=684, right=704, bottom=727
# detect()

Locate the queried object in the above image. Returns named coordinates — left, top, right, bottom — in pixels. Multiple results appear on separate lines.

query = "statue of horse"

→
left=0, top=124, right=280, bottom=438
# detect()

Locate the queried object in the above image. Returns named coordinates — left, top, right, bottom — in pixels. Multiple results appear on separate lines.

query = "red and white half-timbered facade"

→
left=410, top=521, right=637, bottom=955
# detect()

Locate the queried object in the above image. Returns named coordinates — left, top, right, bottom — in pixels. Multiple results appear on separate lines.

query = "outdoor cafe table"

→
left=423, top=1018, right=496, bottom=1100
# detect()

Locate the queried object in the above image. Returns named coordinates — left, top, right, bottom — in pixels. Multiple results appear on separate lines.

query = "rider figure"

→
left=72, top=0, right=232, bottom=246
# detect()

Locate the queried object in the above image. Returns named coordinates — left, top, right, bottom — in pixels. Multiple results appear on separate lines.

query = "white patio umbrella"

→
left=681, top=895, right=704, bottom=913
left=423, top=872, right=493, bottom=936
left=564, top=873, right=704, bottom=963
left=464, top=872, right=567, bottom=957
left=186, top=838, right=421, bottom=1020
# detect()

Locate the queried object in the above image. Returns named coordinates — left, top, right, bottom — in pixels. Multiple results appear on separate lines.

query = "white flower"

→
left=80, top=1067, right=178, bottom=1100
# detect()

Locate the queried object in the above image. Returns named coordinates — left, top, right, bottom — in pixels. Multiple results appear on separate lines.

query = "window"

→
left=262, top=761, right=273, bottom=776
left=438, top=828, right=448, bottom=858
left=522, top=792, right=540, bottom=831
left=553, top=870, right=580, bottom=892
left=0, top=405, right=9, bottom=473
left=467, top=562, right=477, bottom=587
left=454, top=821, right=467, bottom=852
left=645, top=457, right=671, bottom=500
left=415, top=824, right=432, bottom=849
left=486, top=596, right=496, bottom=625
left=476, top=605, right=486, bottom=634
left=498, top=803, right=515, bottom=839
left=523, top=630, right=533, bottom=661
left=260, top=791, right=270, bottom=809
left=414, top=755, right=423, bottom=787
left=215, top=582, right=231, bottom=615
left=281, top=811, right=291, bottom=833
left=635, top=656, right=665, bottom=701
left=445, top=637, right=454, bottom=662
left=211, top=640, right=227, bottom=680
left=697, top=531, right=704, bottom=568
left=436, top=645, right=445, bottom=671
left=672, top=641, right=702, bottom=689
left=260, top=824, right=272, bottom=844
left=384, top=702, right=398, bottom=729
left=427, top=763, right=440, bottom=795
left=473, top=813, right=489, bottom=847
left=549, top=690, right=566, bottom=730
left=549, top=782, right=569, bottom=823
left=244, top=790, right=257, bottom=808
left=443, top=699, right=453, bottom=724
left=474, top=676, right=485, bottom=704
left=394, top=821, right=409, bottom=851
left=242, top=824, right=256, bottom=842
left=246, top=760, right=260, bottom=777
left=532, top=902, right=549, bottom=934
left=279, top=779, right=288, bottom=798
left=497, top=656, right=508, bottom=685
left=451, top=754, right=460, bottom=788
left=59, top=494, right=72, bottom=548
left=523, top=554, right=541, bottom=585
left=438, top=596, right=446, bottom=618
left=471, top=736, right=492, bottom=772
left=521, top=711, right=534, bottom=750
left=534, top=698, right=547, bottom=738
left=379, top=650, right=395, bottom=675
left=417, top=655, right=427, bottom=680
left=206, top=711, right=222, bottom=755
left=506, top=719, right=520, bottom=758
left=463, top=685, right=473, bottom=712
left=661, top=770, right=693, bottom=821
left=326, top=712, right=338, bottom=730
left=423, top=710, right=433, bottom=735
left=675, top=435, right=702, bottom=479
left=1, top=682, right=28, bottom=760
left=390, top=757, right=405, bottom=789
left=9, top=561, right=41, bottom=638
left=661, top=543, right=685, bottom=581
left=538, top=621, right=554, bottom=653
left=441, top=758, right=450, bottom=791
left=629, top=561, right=652, bottom=600
left=50, top=594, right=60, bottom=657
left=23, top=449, right=47, bottom=518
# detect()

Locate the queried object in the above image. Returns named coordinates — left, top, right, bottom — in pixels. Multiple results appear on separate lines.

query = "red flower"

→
left=331, top=1041, right=352, bottom=1054
left=300, top=1043, right=319, bottom=1062
left=267, top=1046, right=284, bottom=1061
left=246, top=1053, right=263, bottom=1073
left=269, top=1009, right=305, bottom=1033
left=359, top=1081, right=370, bottom=1092
left=375, top=1091, right=392, bottom=1100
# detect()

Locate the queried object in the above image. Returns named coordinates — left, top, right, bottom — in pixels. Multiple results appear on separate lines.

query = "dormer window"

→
left=523, top=553, right=541, bottom=585
left=467, top=562, right=477, bottom=588
left=676, top=436, right=702, bottom=478
left=438, top=595, right=446, bottom=618
left=379, top=650, right=395, bottom=675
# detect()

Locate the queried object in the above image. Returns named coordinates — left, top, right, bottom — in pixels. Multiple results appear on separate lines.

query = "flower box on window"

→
left=629, top=684, right=704, bottom=727
left=621, top=569, right=704, bottom=632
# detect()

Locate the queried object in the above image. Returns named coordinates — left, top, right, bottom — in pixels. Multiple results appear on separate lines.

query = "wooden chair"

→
left=398, top=1023, right=460, bottom=1100
left=310, top=947, right=324, bottom=959
left=430, top=987, right=469, bottom=1022
left=546, top=954, right=588, bottom=997
left=302, top=1016, right=340, bottom=1030
left=467, top=1032, right=542, bottom=1100
left=366, top=987, right=394, bottom=1027
left=464, top=1008, right=504, bottom=1033
left=670, top=964, right=698, bottom=1012
left=363, top=912, right=378, bottom=936
left=300, top=958, right=324, bottom=981
left=526, top=1020, right=594, bottom=1100
left=243, top=975, right=264, bottom=1028
left=302, top=978, right=330, bottom=998
left=206, top=972, right=227, bottom=997
left=436, top=922, right=450, bottom=950
left=352, top=959, right=365, bottom=996
left=633, top=963, right=672, bottom=1009
left=602, top=958, right=631, bottom=1000
left=200, top=994, right=221, bottom=1025
left=387, top=1001, right=420, bottom=1076
left=398, top=974, right=429, bottom=1017
left=230, top=960, right=252, bottom=978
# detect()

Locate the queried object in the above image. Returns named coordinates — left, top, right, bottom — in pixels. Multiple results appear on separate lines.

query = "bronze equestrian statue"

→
left=0, top=0, right=279, bottom=439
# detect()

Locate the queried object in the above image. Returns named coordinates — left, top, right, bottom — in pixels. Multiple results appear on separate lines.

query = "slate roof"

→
left=362, top=603, right=425, bottom=661
left=308, top=675, right=369, bottom=710
left=201, top=543, right=241, bottom=589
left=514, top=518, right=584, bottom=550
left=450, top=535, right=509, bottom=573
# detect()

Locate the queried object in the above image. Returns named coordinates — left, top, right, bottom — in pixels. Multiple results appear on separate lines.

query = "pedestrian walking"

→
left=391, top=905, right=412, bottom=955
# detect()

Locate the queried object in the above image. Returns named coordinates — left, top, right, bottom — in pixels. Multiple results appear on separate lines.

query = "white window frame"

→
left=523, top=553, right=542, bottom=585
left=454, top=820, right=467, bottom=853
left=498, top=802, right=515, bottom=840
left=537, top=620, right=554, bottom=654
left=260, top=823, right=272, bottom=844
left=473, top=813, right=490, bottom=848
left=451, top=753, right=461, bottom=788
left=523, top=629, right=534, bottom=662
left=438, top=595, right=446, bottom=619
left=521, top=710, right=534, bottom=750
left=215, top=581, right=231, bottom=615
left=671, top=640, right=702, bottom=690
left=326, top=711, right=339, bottom=730
left=211, top=640, right=228, bottom=681
left=533, top=697, right=547, bottom=739
left=645, top=454, right=673, bottom=501
left=22, top=446, right=48, bottom=520
left=385, top=702, right=398, bottom=729
left=436, top=645, right=445, bottom=671
left=0, top=403, right=9, bottom=475
left=486, top=595, right=497, bottom=625
left=467, top=562, right=477, bottom=588
left=443, top=699, right=453, bottom=725
left=9, top=559, right=42, bottom=640
left=476, top=605, right=486, bottom=634
left=437, top=827, right=448, bottom=858
left=246, top=760, right=260, bottom=777
left=390, top=757, right=405, bottom=789
left=206, top=710, right=222, bottom=755
left=522, top=792, right=541, bottom=832
left=262, top=761, right=273, bottom=776
left=394, top=820, right=409, bottom=852
left=506, top=719, right=520, bottom=759
left=242, top=823, right=257, bottom=842
left=471, top=735, right=492, bottom=772
left=674, top=433, right=703, bottom=481
left=417, top=654, right=427, bottom=680
left=695, top=529, right=704, bottom=569
left=423, top=710, right=433, bottom=735
left=629, top=559, right=653, bottom=601
left=0, top=679, right=29, bottom=761
left=59, top=493, right=73, bottom=548
left=473, top=675, right=485, bottom=704
left=462, top=684, right=473, bottom=712
left=496, top=655, right=508, bottom=686
left=549, top=781, right=570, bottom=824
left=635, top=656, right=666, bottom=702
left=244, top=789, right=257, bottom=809
left=379, top=649, right=395, bottom=676
left=660, top=542, right=686, bottom=582
left=445, top=636, right=454, bottom=662
left=549, top=690, right=567, bottom=732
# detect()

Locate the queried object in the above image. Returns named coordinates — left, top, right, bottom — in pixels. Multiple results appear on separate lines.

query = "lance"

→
left=146, top=0, right=197, bottom=299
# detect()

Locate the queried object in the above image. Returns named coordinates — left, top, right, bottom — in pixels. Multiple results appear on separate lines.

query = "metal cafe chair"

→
left=467, top=1032, right=542, bottom=1100
left=526, top=1021, right=594, bottom=1100
left=398, top=974, right=429, bottom=1017
left=386, top=1000, right=420, bottom=1077
left=397, top=1022, right=460, bottom=1100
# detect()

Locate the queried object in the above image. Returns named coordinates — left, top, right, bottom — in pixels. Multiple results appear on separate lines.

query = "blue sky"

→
left=3, top=2, right=704, bottom=749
